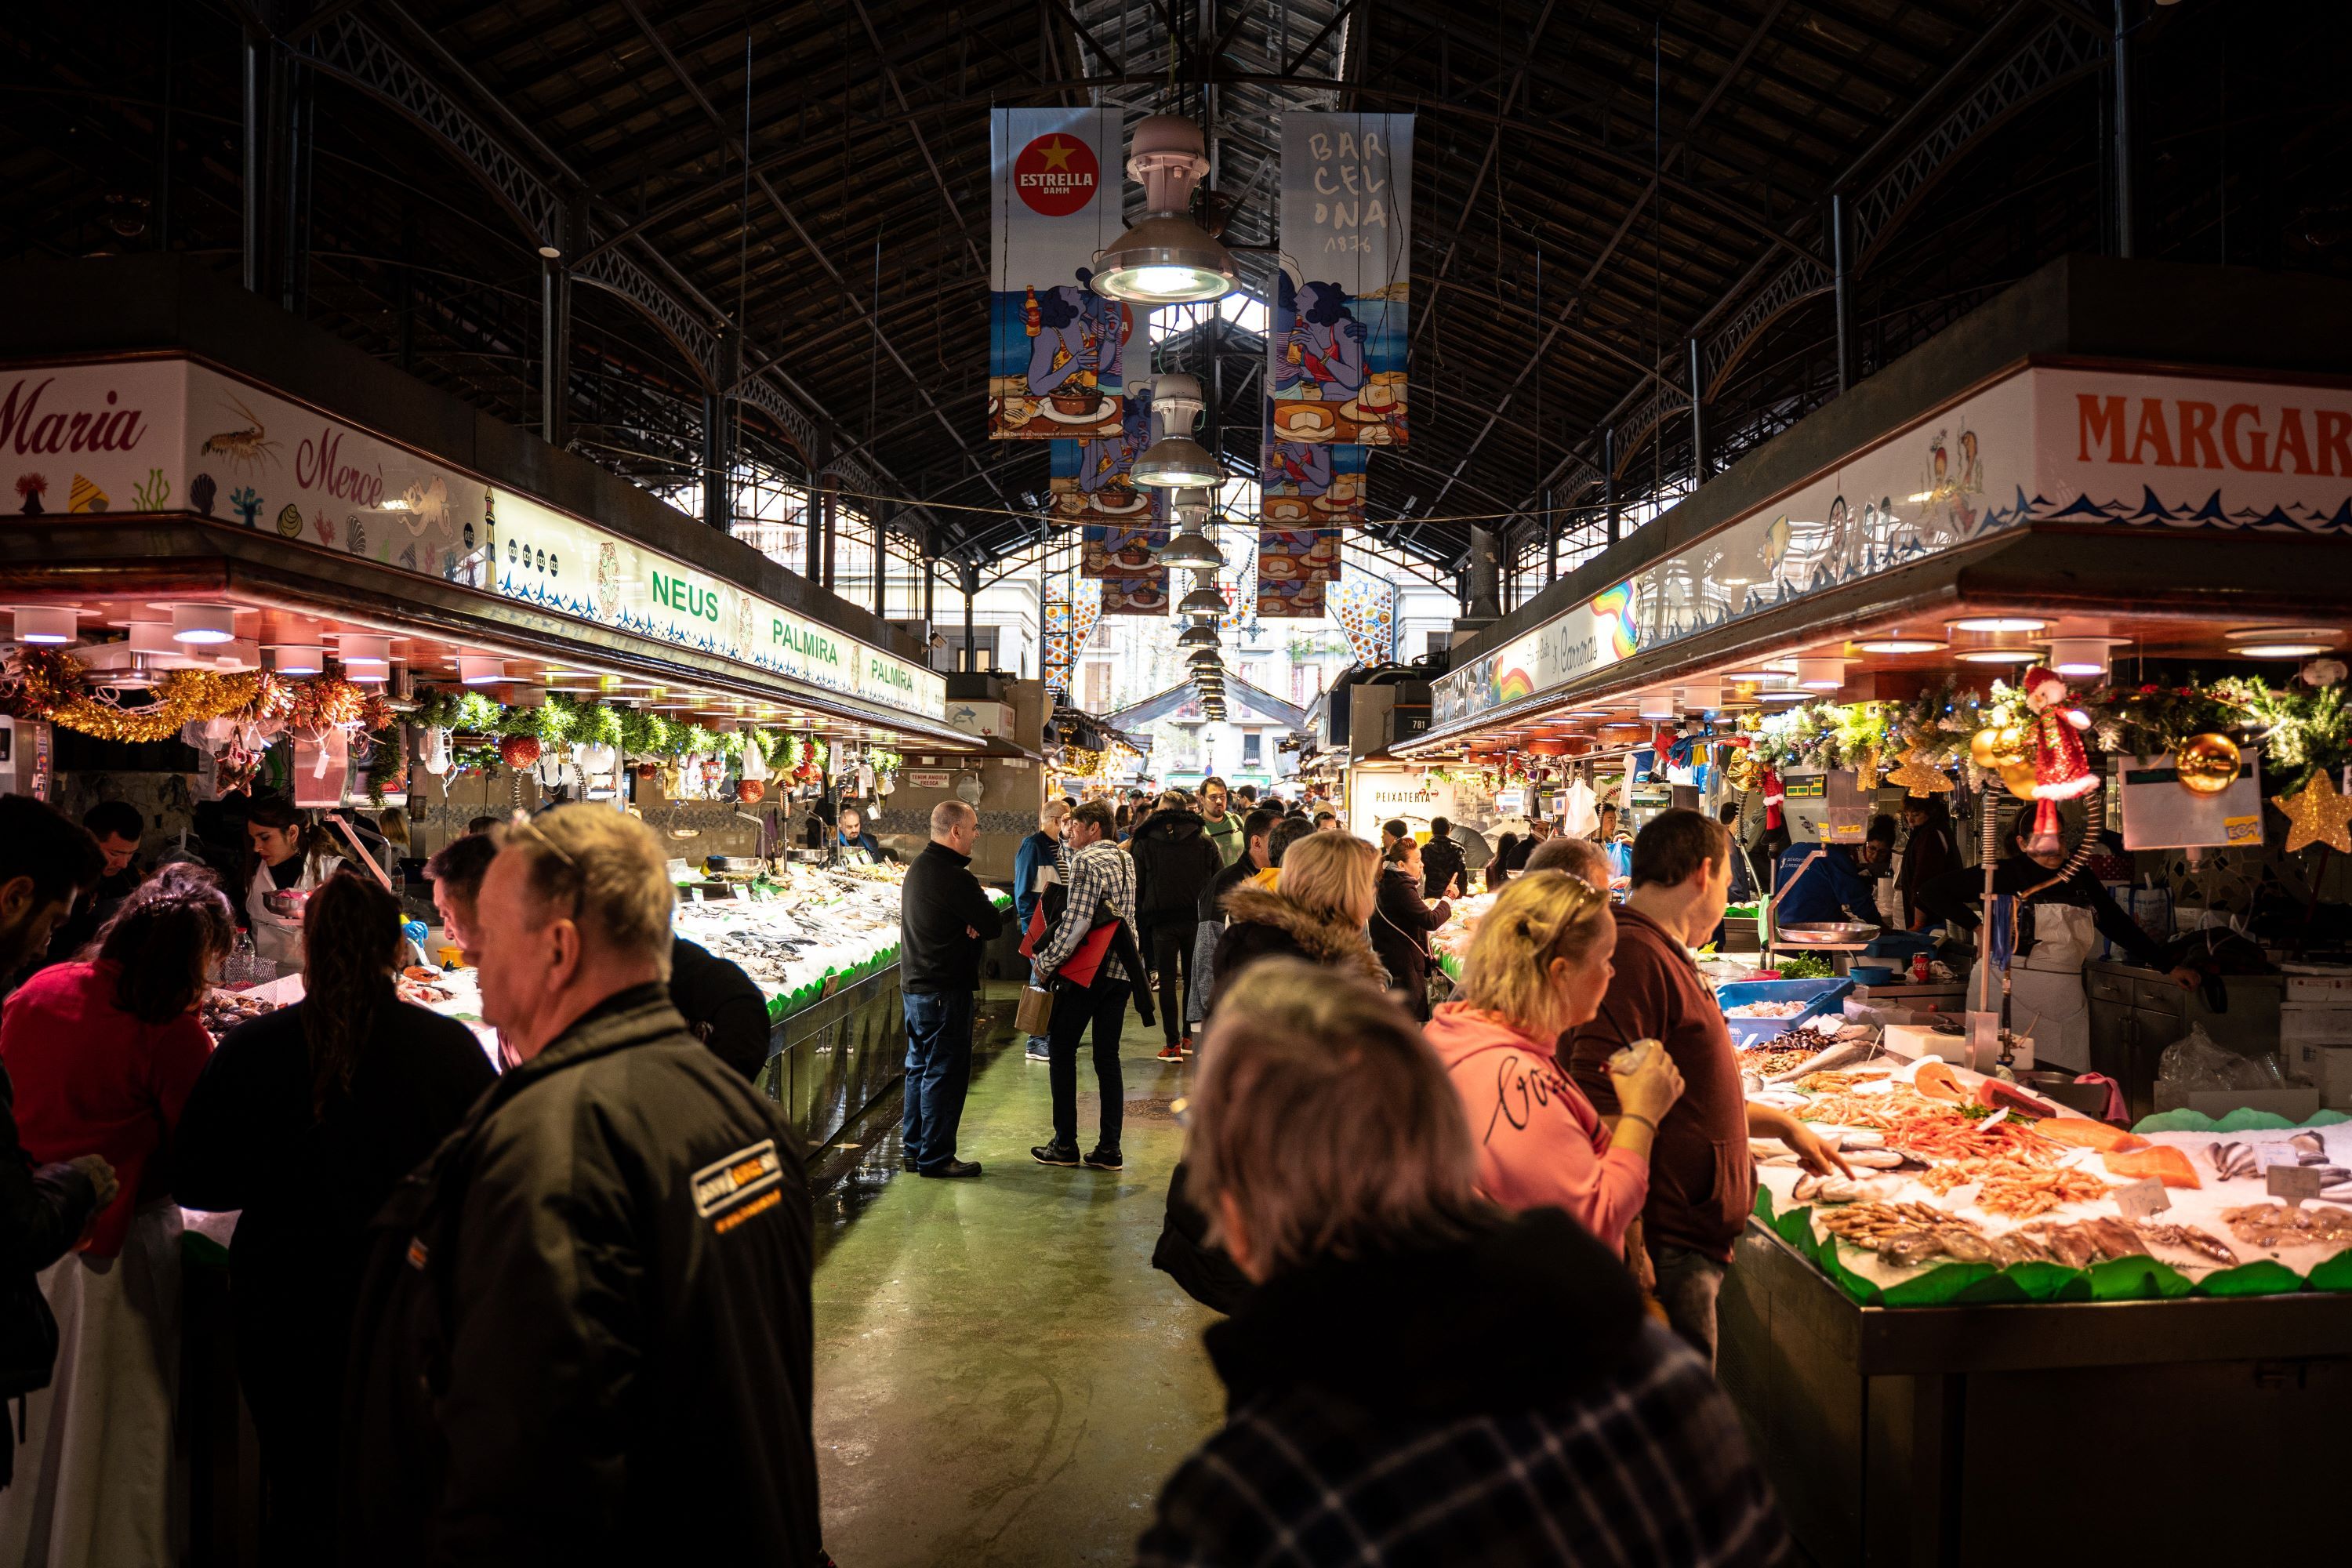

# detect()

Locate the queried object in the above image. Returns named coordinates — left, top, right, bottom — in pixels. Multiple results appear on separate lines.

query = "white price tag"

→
left=2111, top=1177, right=2170, bottom=1220
left=688, top=887, right=704, bottom=902
left=1975, top=1109, right=2009, bottom=1131
left=732, top=884, right=751, bottom=902
left=2267, top=1164, right=2325, bottom=1206
left=2257, top=1142, right=2307, bottom=1170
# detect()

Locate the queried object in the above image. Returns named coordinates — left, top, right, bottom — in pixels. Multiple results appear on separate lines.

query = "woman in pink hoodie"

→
left=1423, top=871, right=1684, bottom=1251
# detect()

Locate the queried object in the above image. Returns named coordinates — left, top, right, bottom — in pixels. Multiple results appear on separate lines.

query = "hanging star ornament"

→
left=2276, top=768, right=2352, bottom=854
left=1886, top=745, right=1954, bottom=794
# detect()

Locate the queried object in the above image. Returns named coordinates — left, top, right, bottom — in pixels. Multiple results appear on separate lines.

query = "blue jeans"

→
left=902, top=989, right=977, bottom=1171
left=1651, top=1244, right=1727, bottom=1368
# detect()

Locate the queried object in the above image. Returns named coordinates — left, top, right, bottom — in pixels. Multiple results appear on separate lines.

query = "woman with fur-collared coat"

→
left=1205, top=832, right=1385, bottom=1017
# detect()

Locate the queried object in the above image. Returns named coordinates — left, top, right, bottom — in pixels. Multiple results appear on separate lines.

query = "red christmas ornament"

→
left=499, top=734, right=542, bottom=769
left=737, top=779, right=766, bottom=804
left=636, top=761, right=658, bottom=779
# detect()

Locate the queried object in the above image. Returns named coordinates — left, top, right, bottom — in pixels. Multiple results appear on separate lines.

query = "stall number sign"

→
left=1493, top=788, right=1526, bottom=815
left=906, top=770, right=953, bottom=790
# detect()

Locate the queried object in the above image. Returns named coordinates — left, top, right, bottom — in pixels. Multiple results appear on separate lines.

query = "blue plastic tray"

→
left=1715, top=978, right=1856, bottom=1047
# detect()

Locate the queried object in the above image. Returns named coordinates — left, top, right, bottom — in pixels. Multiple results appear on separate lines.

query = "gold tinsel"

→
left=12, top=649, right=283, bottom=744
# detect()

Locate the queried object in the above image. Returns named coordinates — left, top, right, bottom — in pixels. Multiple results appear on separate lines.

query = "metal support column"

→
left=961, top=561, right=978, bottom=672
left=1604, top=430, right=1620, bottom=543
left=1465, top=527, right=1502, bottom=620
left=873, top=503, right=889, bottom=617
left=808, top=424, right=830, bottom=575
left=2113, top=0, right=2135, bottom=258
left=1688, top=337, right=1706, bottom=489
left=241, top=34, right=262, bottom=294
left=1831, top=192, right=1853, bottom=393
left=1544, top=486, right=1558, bottom=583
left=820, top=477, right=838, bottom=590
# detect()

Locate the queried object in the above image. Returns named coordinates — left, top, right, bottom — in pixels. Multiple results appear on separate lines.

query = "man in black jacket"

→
left=342, top=805, right=818, bottom=1566
left=1130, top=791, right=1223, bottom=1061
left=1420, top=816, right=1467, bottom=902
left=0, top=799, right=115, bottom=1486
left=897, top=800, right=1004, bottom=1178
left=1185, top=808, right=1278, bottom=1040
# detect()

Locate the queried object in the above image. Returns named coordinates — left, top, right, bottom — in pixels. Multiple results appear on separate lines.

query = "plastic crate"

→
left=1714, top=978, right=1857, bottom=1047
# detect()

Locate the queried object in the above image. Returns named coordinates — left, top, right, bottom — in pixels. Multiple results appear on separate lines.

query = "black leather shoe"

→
left=1030, top=1142, right=1082, bottom=1167
left=918, top=1159, right=983, bottom=1178
left=1082, top=1147, right=1123, bottom=1171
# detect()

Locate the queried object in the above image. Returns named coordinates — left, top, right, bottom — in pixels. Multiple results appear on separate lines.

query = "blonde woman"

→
left=1423, top=871, right=1683, bottom=1252
left=1206, top=829, right=1383, bottom=1016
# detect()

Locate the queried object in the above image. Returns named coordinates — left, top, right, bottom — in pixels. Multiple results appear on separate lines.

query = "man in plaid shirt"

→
left=1030, top=799, right=1139, bottom=1171
left=1135, top=960, right=1789, bottom=1568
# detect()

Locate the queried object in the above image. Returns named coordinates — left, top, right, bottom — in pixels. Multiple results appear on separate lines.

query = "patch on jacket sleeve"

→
left=691, top=1138, right=785, bottom=1232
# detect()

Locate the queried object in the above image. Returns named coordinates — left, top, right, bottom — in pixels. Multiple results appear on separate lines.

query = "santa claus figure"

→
left=2020, top=664, right=2095, bottom=852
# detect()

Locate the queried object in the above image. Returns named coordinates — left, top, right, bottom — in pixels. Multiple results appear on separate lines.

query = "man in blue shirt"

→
left=1770, top=839, right=1877, bottom=925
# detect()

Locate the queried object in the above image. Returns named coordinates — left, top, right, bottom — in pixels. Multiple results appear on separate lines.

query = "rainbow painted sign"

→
left=1433, top=579, right=1640, bottom=725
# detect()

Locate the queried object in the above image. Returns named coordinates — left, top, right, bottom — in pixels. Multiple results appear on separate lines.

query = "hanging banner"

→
left=1072, top=334, right=1157, bottom=567
left=1042, top=584, right=1073, bottom=701
left=1257, top=550, right=1327, bottom=619
left=1268, top=113, right=1413, bottom=448
left=990, top=108, right=1133, bottom=441
left=1329, top=576, right=1398, bottom=667
left=1098, top=488, right=1171, bottom=614
left=1260, top=427, right=1366, bottom=536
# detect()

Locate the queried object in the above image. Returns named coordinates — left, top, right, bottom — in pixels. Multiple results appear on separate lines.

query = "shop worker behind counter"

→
left=898, top=800, right=1004, bottom=1178
left=343, top=805, right=819, bottom=1567
left=426, top=833, right=772, bottom=1080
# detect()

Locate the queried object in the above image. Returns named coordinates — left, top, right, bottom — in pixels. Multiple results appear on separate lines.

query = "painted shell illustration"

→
left=276, top=503, right=303, bottom=539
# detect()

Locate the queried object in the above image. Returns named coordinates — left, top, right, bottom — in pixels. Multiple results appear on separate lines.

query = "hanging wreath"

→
left=284, top=664, right=394, bottom=738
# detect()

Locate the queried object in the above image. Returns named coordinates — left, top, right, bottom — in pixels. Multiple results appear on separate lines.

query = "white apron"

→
left=1978, top=902, right=2097, bottom=1071
left=245, top=853, right=342, bottom=977
left=0, top=1203, right=185, bottom=1567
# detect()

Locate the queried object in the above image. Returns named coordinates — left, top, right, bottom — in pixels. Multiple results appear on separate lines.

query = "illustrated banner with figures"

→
left=990, top=108, right=1135, bottom=441
left=1097, top=497, right=1171, bottom=615
left=1056, top=412, right=1155, bottom=539
left=1260, top=423, right=1367, bottom=536
left=1268, top=113, right=1412, bottom=448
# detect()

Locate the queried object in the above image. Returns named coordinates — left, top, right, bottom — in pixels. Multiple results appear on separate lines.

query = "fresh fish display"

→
left=2209, top=1142, right=2259, bottom=1180
left=1765, top=1036, right=1885, bottom=1085
left=1791, top=1173, right=1906, bottom=1205
left=2222, top=1203, right=2352, bottom=1249
left=2136, top=1223, right=2240, bottom=1267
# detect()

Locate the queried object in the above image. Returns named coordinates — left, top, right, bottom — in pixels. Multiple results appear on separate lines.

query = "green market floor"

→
left=810, top=984, right=1225, bottom=1567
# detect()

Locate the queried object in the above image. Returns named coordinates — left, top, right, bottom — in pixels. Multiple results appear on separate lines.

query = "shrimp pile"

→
left=1921, top=1160, right=2112, bottom=1218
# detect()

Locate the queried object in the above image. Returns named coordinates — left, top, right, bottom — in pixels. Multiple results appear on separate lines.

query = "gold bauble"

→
left=2000, top=760, right=2041, bottom=800
left=1724, top=750, right=1761, bottom=791
left=2175, top=733, right=2241, bottom=796
left=1970, top=724, right=2028, bottom=771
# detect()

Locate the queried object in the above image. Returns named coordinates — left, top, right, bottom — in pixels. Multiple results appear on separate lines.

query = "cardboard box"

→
left=2281, top=1003, right=2352, bottom=1044
left=945, top=699, right=1016, bottom=740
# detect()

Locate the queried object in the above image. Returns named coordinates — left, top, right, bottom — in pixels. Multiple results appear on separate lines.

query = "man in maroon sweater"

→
left=1569, top=809, right=1849, bottom=1364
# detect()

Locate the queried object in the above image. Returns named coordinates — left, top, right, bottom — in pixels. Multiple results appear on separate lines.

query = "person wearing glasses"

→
left=343, top=808, right=818, bottom=1566
left=1423, top=872, right=1683, bottom=1255
left=1567, top=810, right=1850, bottom=1366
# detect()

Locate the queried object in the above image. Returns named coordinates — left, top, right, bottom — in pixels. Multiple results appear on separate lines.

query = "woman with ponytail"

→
left=176, top=870, right=493, bottom=1562
left=0, top=863, right=236, bottom=1561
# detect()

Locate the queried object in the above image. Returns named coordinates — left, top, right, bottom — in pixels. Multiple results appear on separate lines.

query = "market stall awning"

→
left=1107, top=675, right=1308, bottom=732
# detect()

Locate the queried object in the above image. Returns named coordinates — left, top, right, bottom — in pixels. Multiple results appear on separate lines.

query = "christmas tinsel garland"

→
left=1748, top=672, right=2349, bottom=797
left=3, top=648, right=400, bottom=745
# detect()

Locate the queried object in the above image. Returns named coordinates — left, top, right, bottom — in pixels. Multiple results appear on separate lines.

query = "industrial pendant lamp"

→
left=1178, top=622, right=1218, bottom=648
left=1158, top=486, right=1225, bottom=568
left=1092, top=115, right=1237, bottom=305
left=1179, top=568, right=1225, bottom=618
left=1133, top=374, right=1225, bottom=489
left=1189, top=647, right=1222, bottom=669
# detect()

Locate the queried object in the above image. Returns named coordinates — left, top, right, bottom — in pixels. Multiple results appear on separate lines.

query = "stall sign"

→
left=1, top=357, right=943, bottom=720
left=906, top=770, right=952, bottom=790
left=1433, top=580, right=1640, bottom=725
left=1492, top=788, right=1526, bottom=816
left=1347, top=766, right=1451, bottom=837
left=1431, top=364, right=2352, bottom=731
left=2118, top=749, right=2263, bottom=850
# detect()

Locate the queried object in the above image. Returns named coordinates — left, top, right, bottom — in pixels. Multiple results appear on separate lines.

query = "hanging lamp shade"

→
left=1178, top=622, right=1218, bottom=648
left=1157, top=528, right=1224, bottom=570
left=1134, top=375, right=1223, bottom=488
left=1091, top=116, right=1237, bottom=305
left=1179, top=579, right=1225, bottom=616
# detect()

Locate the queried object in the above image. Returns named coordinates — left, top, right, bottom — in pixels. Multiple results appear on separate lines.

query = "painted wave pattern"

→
left=1632, top=481, right=2346, bottom=652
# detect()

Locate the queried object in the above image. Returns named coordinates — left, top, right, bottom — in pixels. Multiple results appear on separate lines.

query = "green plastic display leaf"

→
left=1813, top=1236, right=1882, bottom=1305
left=2306, top=1248, right=2352, bottom=1294
left=2131, top=1106, right=2352, bottom=1134
left=1880, top=1261, right=1994, bottom=1307
left=2085, top=1254, right=2194, bottom=1301
left=1957, top=1260, right=2092, bottom=1304
left=2193, top=1259, right=2306, bottom=1298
